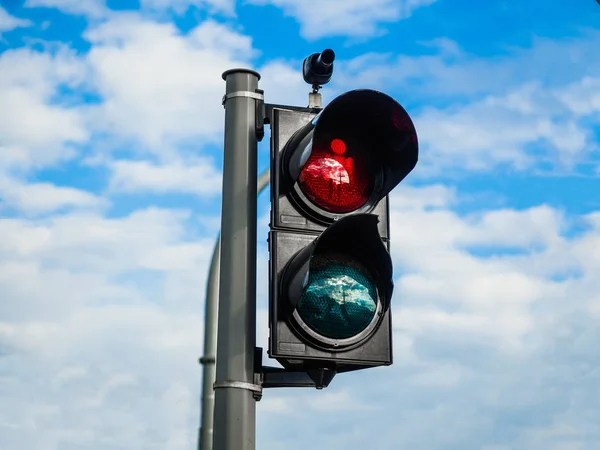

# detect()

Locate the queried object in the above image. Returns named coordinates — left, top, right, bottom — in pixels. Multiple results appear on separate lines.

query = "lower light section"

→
left=296, top=256, right=378, bottom=340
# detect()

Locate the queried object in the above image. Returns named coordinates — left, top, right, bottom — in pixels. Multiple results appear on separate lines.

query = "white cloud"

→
left=0, top=176, right=108, bottom=215
left=305, top=389, right=376, bottom=412
left=391, top=188, right=564, bottom=252
left=108, top=158, right=222, bottom=196
left=140, top=0, right=235, bottom=15
left=247, top=0, right=437, bottom=39
left=0, top=6, right=32, bottom=33
left=391, top=183, right=456, bottom=210
left=257, top=396, right=291, bottom=413
left=413, top=83, right=592, bottom=174
left=1, top=184, right=599, bottom=449
left=25, top=0, right=236, bottom=19
left=0, top=204, right=213, bottom=449
left=24, top=0, right=109, bottom=18
left=0, top=308, right=202, bottom=449
left=0, top=47, right=88, bottom=171
left=258, top=60, right=310, bottom=107
left=556, top=76, right=600, bottom=117
left=38, top=209, right=208, bottom=272
left=84, top=16, right=256, bottom=154
left=384, top=188, right=600, bottom=370
left=334, top=32, right=600, bottom=100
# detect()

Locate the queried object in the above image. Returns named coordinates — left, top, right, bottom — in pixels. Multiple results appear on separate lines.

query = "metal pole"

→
left=198, top=235, right=220, bottom=450
left=213, top=68, right=261, bottom=450
left=198, top=170, right=270, bottom=450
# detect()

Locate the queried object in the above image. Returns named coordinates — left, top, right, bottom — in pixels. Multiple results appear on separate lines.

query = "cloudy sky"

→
left=1, top=0, right=600, bottom=449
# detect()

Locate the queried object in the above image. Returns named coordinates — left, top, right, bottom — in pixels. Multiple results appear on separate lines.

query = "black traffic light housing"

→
left=268, top=89, right=418, bottom=375
left=269, top=214, right=394, bottom=373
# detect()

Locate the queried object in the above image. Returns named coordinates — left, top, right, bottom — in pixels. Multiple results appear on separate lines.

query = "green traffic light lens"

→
left=296, top=257, right=378, bottom=340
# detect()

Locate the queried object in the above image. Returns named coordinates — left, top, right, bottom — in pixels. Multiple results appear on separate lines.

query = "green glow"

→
left=297, top=262, right=377, bottom=340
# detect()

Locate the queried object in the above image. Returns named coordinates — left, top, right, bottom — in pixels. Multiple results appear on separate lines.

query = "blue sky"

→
left=1, top=0, right=600, bottom=449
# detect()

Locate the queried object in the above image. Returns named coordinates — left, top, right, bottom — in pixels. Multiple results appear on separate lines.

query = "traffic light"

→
left=268, top=88, right=418, bottom=376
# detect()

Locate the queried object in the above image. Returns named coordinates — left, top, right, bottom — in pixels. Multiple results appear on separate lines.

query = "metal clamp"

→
left=222, top=90, right=265, bottom=105
left=213, top=380, right=263, bottom=395
left=199, top=356, right=215, bottom=365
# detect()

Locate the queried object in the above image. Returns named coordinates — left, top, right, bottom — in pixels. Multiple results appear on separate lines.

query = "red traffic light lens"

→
left=298, top=137, right=375, bottom=214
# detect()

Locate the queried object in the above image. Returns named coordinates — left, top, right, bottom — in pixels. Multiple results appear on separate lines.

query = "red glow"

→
left=298, top=138, right=375, bottom=213
left=330, top=138, right=347, bottom=155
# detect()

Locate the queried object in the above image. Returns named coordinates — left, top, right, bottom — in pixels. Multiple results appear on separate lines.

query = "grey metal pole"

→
left=212, top=68, right=261, bottom=450
left=198, top=234, right=220, bottom=450
left=198, top=169, right=270, bottom=450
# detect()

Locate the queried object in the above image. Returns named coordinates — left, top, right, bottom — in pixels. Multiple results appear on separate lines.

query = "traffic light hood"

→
left=283, top=213, right=394, bottom=326
left=286, top=89, right=418, bottom=201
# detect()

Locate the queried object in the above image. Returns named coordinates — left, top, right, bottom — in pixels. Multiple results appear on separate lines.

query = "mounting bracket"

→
left=252, top=347, right=336, bottom=401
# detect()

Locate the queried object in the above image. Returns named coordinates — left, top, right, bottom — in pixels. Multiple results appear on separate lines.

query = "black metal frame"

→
left=253, top=347, right=336, bottom=400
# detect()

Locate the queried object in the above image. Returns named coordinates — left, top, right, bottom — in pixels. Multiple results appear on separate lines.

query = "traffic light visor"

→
left=285, top=89, right=418, bottom=218
left=282, top=214, right=393, bottom=350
